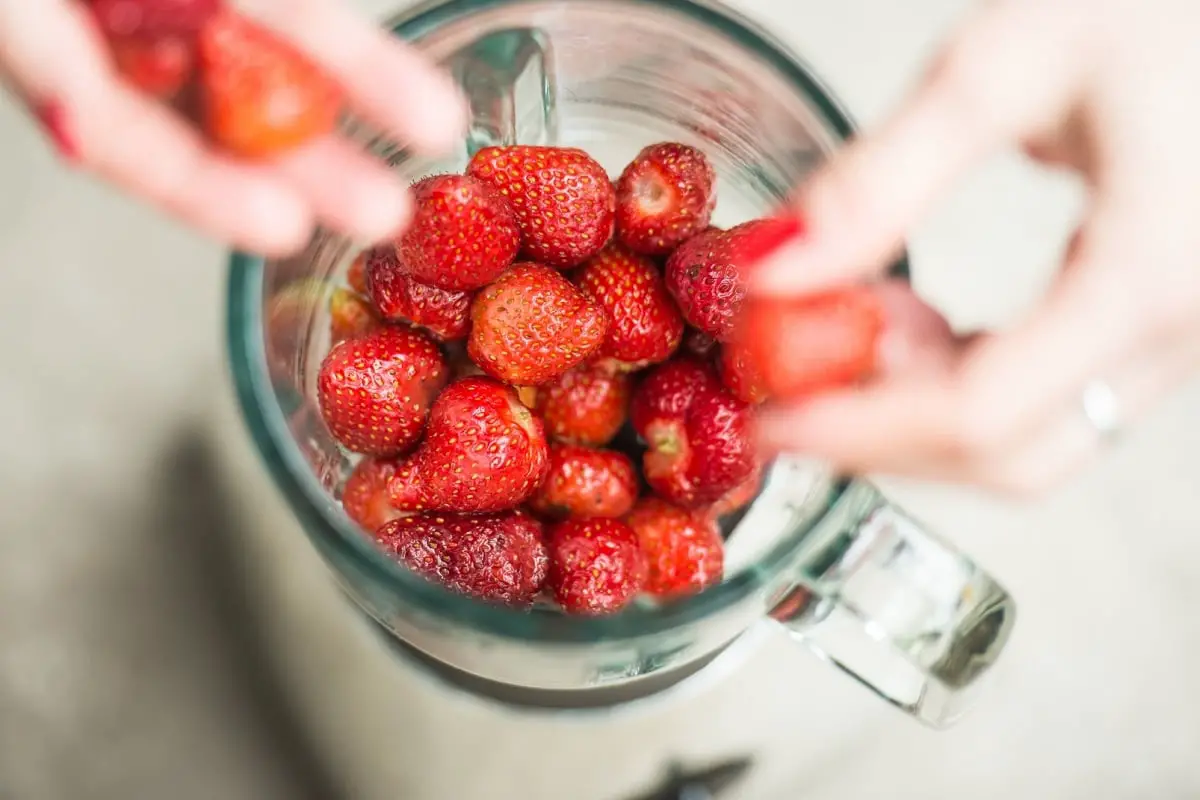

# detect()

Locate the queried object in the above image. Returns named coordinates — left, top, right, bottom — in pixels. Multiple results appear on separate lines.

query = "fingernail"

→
left=739, top=213, right=806, bottom=273
left=33, top=101, right=81, bottom=164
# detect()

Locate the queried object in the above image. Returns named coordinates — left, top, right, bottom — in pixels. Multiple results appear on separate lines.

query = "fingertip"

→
left=349, top=174, right=413, bottom=243
left=402, top=80, right=469, bottom=154
left=236, top=181, right=315, bottom=256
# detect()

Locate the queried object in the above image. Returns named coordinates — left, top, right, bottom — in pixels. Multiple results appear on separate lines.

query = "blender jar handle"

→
left=768, top=480, right=1015, bottom=729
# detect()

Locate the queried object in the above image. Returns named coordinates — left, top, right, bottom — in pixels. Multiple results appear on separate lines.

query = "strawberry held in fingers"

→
left=395, top=174, right=521, bottom=291
left=625, top=498, right=723, bottom=600
left=575, top=244, right=684, bottom=371
left=365, top=246, right=472, bottom=341
left=198, top=10, right=343, bottom=157
left=529, top=445, right=639, bottom=520
left=109, top=36, right=196, bottom=98
left=546, top=518, right=646, bottom=615
left=88, top=0, right=221, bottom=39
left=616, top=142, right=716, bottom=256
left=387, top=377, right=549, bottom=513
left=466, top=146, right=616, bottom=268
left=665, top=217, right=803, bottom=342
left=468, top=263, right=608, bottom=386
left=717, top=341, right=769, bottom=405
left=376, top=511, right=548, bottom=607
left=632, top=358, right=756, bottom=508
left=342, top=457, right=406, bottom=533
left=740, top=285, right=885, bottom=400
left=536, top=364, right=631, bottom=447
left=317, top=326, right=447, bottom=456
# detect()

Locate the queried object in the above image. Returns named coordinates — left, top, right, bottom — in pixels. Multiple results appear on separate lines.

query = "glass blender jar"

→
left=227, top=0, right=1015, bottom=729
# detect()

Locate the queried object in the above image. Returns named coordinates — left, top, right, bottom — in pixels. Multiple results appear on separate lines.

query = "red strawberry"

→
left=546, top=518, right=645, bottom=615
left=741, top=286, right=885, bottom=400
left=376, top=511, right=548, bottom=607
left=632, top=358, right=755, bottom=508
left=616, top=143, right=716, bottom=256
left=575, top=244, right=684, bottom=370
left=625, top=498, right=723, bottom=599
left=88, top=0, right=221, bottom=38
left=535, top=364, right=631, bottom=447
left=682, top=327, right=718, bottom=359
left=110, top=35, right=195, bottom=98
left=468, top=263, right=608, bottom=386
left=704, top=463, right=764, bottom=522
left=717, top=341, right=768, bottom=404
left=665, top=217, right=802, bottom=342
left=387, top=376, right=549, bottom=513
left=316, top=326, right=447, bottom=456
left=395, top=174, right=520, bottom=291
left=198, top=10, right=343, bottom=157
left=364, top=245, right=472, bottom=340
left=629, top=357, right=721, bottom=438
left=529, top=445, right=638, bottom=520
left=329, top=287, right=381, bottom=346
left=347, top=250, right=369, bottom=295
left=466, top=146, right=616, bottom=268
left=342, top=457, right=406, bottom=533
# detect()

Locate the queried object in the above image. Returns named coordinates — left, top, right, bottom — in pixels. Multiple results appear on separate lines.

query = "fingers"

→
left=751, top=0, right=1090, bottom=296
left=274, top=136, right=412, bottom=240
left=256, top=0, right=467, bottom=154
left=756, top=202, right=1188, bottom=487
left=962, top=331, right=1200, bottom=495
left=2, top=0, right=314, bottom=254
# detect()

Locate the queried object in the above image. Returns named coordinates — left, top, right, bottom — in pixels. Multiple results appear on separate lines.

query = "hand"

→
left=0, top=0, right=466, bottom=255
left=752, top=0, right=1200, bottom=495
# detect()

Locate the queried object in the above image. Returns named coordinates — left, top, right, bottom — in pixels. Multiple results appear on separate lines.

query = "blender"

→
left=226, top=0, right=1014, bottom=750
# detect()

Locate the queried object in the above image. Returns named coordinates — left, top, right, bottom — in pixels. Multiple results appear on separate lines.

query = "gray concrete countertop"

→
left=3, top=1, right=1200, bottom=798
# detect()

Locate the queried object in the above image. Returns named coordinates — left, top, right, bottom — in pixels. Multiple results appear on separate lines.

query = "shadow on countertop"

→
left=0, top=423, right=343, bottom=800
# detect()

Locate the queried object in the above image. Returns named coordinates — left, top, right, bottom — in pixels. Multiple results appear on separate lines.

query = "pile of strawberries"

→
left=86, top=0, right=341, bottom=157
left=317, top=141, right=891, bottom=616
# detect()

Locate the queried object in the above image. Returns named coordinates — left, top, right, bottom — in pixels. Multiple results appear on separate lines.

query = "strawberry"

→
left=529, top=445, right=638, bottom=520
left=632, top=358, right=756, bottom=508
left=316, top=326, right=447, bottom=456
left=197, top=10, right=343, bottom=157
left=629, top=357, right=721, bottom=438
left=376, top=511, right=548, bottom=607
left=616, top=142, right=716, bottom=256
left=682, top=328, right=718, bottom=359
left=466, top=146, right=616, bottom=268
left=364, top=245, right=472, bottom=341
left=110, top=35, right=195, bottom=98
left=387, top=376, right=549, bottom=513
left=347, top=250, right=369, bottom=295
left=395, top=174, right=521, bottom=291
left=717, top=341, right=768, bottom=404
left=625, top=498, right=723, bottom=599
left=329, top=287, right=381, bottom=346
left=342, top=457, right=406, bottom=533
left=88, top=0, right=221, bottom=38
left=740, top=286, right=885, bottom=400
left=575, top=244, right=684, bottom=371
left=546, top=518, right=645, bottom=615
left=665, top=217, right=802, bottom=342
left=704, top=463, right=763, bottom=522
left=468, top=263, right=608, bottom=386
left=535, top=364, right=631, bottom=447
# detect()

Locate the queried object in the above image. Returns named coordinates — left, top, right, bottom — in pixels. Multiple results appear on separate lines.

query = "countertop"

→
left=3, top=0, right=1200, bottom=798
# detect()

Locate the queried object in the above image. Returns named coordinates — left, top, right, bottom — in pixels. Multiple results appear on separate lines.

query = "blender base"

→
left=365, top=615, right=736, bottom=713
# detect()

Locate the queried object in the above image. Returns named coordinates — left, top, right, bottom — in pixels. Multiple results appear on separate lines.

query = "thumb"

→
left=751, top=1, right=1088, bottom=296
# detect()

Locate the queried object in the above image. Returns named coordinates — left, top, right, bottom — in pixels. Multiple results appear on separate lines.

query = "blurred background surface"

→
left=3, top=0, right=1200, bottom=798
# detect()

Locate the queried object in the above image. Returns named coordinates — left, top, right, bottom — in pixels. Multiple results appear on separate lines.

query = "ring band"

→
left=1080, top=380, right=1122, bottom=442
